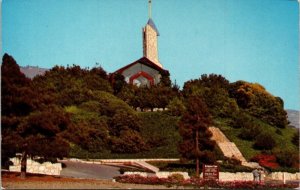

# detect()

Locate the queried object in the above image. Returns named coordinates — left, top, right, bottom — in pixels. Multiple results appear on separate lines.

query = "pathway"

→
left=59, top=160, right=120, bottom=179
left=209, top=126, right=259, bottom=168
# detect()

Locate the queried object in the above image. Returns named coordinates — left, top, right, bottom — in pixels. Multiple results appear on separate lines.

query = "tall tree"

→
left=1, top=54, right=71, bottom=178
left=178, top=96, right=216, bottom=177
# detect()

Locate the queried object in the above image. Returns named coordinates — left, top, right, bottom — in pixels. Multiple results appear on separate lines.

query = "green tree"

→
left=109, top=110, right=146, bottom=153
left=182, top=74, right=238, bottom=118
left=1, top=54, right=71, bottom=178
left=229, top=81, right=288, bottom=128
left=178, top=96, right=216, bottom=177
left=167, top=97, right=186, bottom=116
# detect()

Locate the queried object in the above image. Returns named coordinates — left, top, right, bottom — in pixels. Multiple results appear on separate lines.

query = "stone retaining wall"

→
left=268, top=172, right=300, bottom=181
left=66, top=158, right=180, bottom=163
left=123, top=171, right=300, bottom=181
left=124, top=171, right=190, bottom=180
left=9, top=157, right=62, bottom=176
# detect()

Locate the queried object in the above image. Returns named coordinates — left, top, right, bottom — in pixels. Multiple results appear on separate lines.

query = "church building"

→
left=113, top=0, right=169, bottom=87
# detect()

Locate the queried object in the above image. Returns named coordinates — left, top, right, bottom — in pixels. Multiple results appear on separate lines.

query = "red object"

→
left=129, top=71, right=154, bottom=85
left=251, top=154, right=279, bottom=169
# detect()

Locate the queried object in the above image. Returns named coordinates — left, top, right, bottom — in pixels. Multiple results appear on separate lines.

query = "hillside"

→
left=287, top=109, right=300, bottom=128
left=2, top=54, right=298, bottom=172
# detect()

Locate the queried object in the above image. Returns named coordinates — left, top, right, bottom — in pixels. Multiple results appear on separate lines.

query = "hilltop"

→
left=2, top=53, right=298, bottom=173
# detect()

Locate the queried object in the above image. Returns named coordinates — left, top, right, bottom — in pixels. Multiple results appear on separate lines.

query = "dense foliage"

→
left=1, top=54, right=297, bottom=173
left=178, top=96, right=216, bottom=176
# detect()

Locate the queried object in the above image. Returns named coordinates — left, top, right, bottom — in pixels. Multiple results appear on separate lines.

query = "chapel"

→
left=113, top=0, right=169, bottom=87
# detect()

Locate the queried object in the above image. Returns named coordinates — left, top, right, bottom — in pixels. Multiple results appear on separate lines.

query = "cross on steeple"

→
left=148, top=0, right=152, bottom=19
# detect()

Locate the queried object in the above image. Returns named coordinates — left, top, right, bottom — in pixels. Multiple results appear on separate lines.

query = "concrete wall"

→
left=124, top=171, right=190, bottom=180
left=268, top=172, right=300, bottom=181
left=123, top=171, right=300, bottom=182
left=9, top=157, right=62, bottom=176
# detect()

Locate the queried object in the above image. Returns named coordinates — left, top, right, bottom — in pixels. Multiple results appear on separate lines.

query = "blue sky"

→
left=2, top=0, right=299, bottom=110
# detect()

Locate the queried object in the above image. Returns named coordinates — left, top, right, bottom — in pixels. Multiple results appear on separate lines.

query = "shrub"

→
left=167, top=97, right=186, bottom=116
left=223, top=157, right=242, bottom=166
left=253, top=133, right=276, bottom=150
left=291, top=131, right=299, bottom=147
left=275, top=129, right=282, bottom=136
left=199, top=150, right=216, bottom=164
left=275, top=149, right=299, bottom=168
left=231, top=112, right=251, bottom=129
left=168, top=173, right=185, bottom=182
left=238, top=124, right=261, bottom=140
left=250, top=154, right=279, bottom=169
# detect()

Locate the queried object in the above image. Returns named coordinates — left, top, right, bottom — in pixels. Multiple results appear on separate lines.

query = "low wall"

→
left=215, top=172, right=253, bottom=181
left=268, top=172, right=300, bottom=181
left=9, top=157, right=62, bottom=176
left=124, top=171, right=300, bottom=182
left=124, top=171, right=190, bottom=180
left=65, top=158, right=180, bottom=164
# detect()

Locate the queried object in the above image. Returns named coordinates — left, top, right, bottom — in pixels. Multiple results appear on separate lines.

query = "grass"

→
left=68, top=109, right=298, bottom=167
left=214, top=117, right=298, bottom=161
left=69, top=111, right=181, bottom=159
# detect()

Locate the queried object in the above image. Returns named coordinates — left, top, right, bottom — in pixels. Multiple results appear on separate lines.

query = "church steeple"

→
left=143, top=0, right=162, bottom=68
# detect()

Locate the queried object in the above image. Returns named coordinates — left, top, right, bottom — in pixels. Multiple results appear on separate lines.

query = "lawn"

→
left=214, top=117, right=298, bottom=161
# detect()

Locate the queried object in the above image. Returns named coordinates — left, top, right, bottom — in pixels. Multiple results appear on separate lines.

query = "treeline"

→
left=1, top=53, right=291, bottom=168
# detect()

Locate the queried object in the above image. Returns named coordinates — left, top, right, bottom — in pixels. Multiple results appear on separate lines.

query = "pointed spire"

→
left=148, top=0, right=152, bottom=19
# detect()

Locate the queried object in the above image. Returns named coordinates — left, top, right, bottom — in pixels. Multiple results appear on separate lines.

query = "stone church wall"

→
left=9, top=157, right=62, bottom=176
left=143, top=25, right=162, bottom=68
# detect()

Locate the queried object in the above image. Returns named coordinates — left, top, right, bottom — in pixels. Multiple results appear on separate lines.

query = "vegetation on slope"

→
left=1, top=53, right=298, bottom=171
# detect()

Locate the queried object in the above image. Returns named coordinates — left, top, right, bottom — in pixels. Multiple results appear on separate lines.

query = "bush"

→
left=291, top=131, right=299, bottom=147
left=199, top=150, right=216, bottom=164
left=168, top=173, right=185, bottom=182
left=231, top=112, right=251, bottom=129
left=275, top=129, right=282, bottom=136
left=253, top=133, right=276, bottom=150
left=250, top=154, right=279, bottom=169
left=275, top=149, right=299, bottom=168
left=238, top=124, right=261, bottom=141
left=167, top=97, right=186, bottom=116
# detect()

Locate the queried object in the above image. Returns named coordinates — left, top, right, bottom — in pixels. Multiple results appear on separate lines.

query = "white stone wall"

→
left=143, top=25, right=162, bottom=68
left=9, top=157, right=62, bottom=176
left=269, top=172, right=300, bottom=181
left=123, top=171, right=300, bottom=182
left=124, top=171, right=190, bottom=180
left=212, top=172, right=253, bottom=181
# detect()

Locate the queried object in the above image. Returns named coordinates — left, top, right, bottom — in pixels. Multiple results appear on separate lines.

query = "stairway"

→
left=135, top=161, right=159, bottom=173
left=209, top=127, right=259, bottom=168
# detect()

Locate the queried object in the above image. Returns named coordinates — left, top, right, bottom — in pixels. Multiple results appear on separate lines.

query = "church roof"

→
left=114, top=57, right=167, bottom=74
left=147, top=18, right=160, bottom=36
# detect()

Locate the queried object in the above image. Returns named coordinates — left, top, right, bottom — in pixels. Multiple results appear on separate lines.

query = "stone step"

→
left=135, top=161, right=159, bottom=173
left=209, top=127, right=248, bottom=164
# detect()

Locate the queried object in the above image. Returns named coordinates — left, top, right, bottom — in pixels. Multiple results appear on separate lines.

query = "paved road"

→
left=60, top=160, right=121, bottom=180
